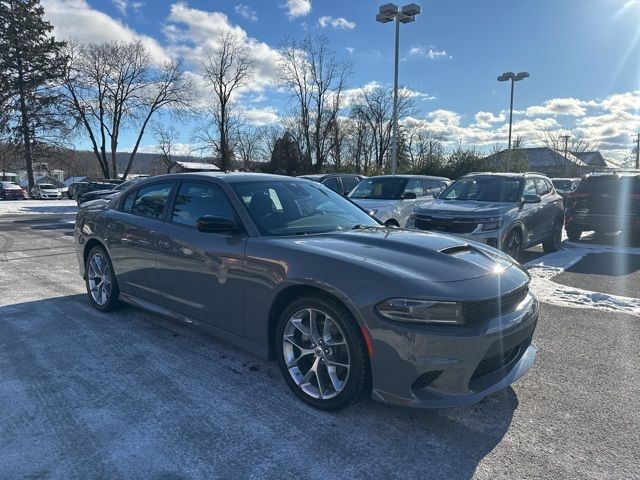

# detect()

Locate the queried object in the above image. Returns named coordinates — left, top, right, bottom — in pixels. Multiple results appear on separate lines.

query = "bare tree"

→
left=406, top=127, right=445, bottom=171
left=200, top=32, right=255, bottom=171
left=63, top=40, right=193, bottom=179
left=537, top=129, right=599, bottom=153
left=278, top=35, right=352, bottom=172
left=234, top=126, right=262, bottom=171
left=350, top=84, right=416, bottom=170
left=151, top=122, right=179, bottom=173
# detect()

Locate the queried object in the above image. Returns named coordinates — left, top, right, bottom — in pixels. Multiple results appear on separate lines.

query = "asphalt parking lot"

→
left=1, top=202, right=639, bottom=479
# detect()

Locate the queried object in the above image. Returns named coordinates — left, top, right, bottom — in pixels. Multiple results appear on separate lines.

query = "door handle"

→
left=158, top=239, right=171, bottom=250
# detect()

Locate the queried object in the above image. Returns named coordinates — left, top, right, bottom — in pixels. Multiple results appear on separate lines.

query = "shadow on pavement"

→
left=0, top=294, right=517, bottom=479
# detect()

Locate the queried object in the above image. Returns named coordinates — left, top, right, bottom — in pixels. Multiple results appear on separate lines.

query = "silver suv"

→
left=406, top=172, right=564, bottom=260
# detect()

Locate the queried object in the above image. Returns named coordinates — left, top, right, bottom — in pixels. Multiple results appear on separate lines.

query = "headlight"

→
left=376, top=298, right=464, bottom=325
left=476, top=217, right=502, bottom=232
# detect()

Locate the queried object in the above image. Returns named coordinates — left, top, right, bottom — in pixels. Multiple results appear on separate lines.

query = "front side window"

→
left=404, top=179, right=424, bottom=197
left=130, top=182, right=173, bottom=219
left=172, top=182, right=236, bottom=228
left=232, top=180, right=378, bottom=236
left=534, top=178, right=551, bottom=195
left=524, top=179, right=537, bottom=195
left=322, top=177, right=341, bottom=193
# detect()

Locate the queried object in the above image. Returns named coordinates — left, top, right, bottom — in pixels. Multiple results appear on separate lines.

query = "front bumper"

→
left=39, top=193, right=62, bottom=199
left=361, top=291, right=538, bottom=408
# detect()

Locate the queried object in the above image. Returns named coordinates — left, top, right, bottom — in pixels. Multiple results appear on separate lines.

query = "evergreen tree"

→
left=270, top=132, right=303, bottom=175
left=0, top=0, right=67, bottom=189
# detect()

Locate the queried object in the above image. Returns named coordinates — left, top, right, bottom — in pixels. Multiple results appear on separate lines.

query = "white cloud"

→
left=522, top=98, right=590, bottom=117
left=318, top=16, right=356, bottom=29
left=409, top=46, right=452, bottom=60
left=112, top=0, right=143, bottom=16
left=235, top=4, right=257, bottom=21
left=43, top=0, right=168, bottom=63
left=165, top=3, right=281, bottom=92
left=242, top=106, right=280, bottom=126
left=345, top=46, right=354, bottom=54
left=474, top=111, right=506, bottom=128
left=282, top=0, right=311, bottom=19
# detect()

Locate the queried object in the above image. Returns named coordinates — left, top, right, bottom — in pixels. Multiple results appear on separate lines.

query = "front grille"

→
left=471, top=336, right=532, bottom=380
left=463, top=286, right=529, bottom=324
left=414, top=216, right=477, bottom=234
left=411, top=370, right=443, bottom=390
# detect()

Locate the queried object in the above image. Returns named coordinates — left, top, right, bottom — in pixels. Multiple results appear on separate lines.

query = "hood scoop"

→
left=439, top=244, right=473, bottom=256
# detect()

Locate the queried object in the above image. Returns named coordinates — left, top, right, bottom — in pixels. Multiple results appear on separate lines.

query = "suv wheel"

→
left=504, top=229, right=522, bottom=261
left=543, top=221, right=563, bottom=253
left=275, top=294, right=370, bottom=411
left=85, top=246, right=122, bottom=312
left=566, top=226, right=582, bottom=242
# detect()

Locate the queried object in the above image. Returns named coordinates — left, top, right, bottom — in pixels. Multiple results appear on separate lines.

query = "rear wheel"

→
left=566, top=226, right=582, bottom=242
left=543, top=221, right=563, bottom=252
left=504, top=229, right=522, bottom=261
left=85, top=246, right=121, bottom=312
left=275, top=294, right=370, bottom=411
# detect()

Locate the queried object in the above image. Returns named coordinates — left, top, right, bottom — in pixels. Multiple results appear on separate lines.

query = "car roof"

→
left=366, top=174, right=450, bottom=181
left=584, top=171, right=640, bottom=178
left=135, top=172, right=309, bottom=185
left=462, top=172, right=550, bottom=179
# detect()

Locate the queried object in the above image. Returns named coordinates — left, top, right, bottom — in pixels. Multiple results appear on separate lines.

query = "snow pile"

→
left=525, top=242, right=640, bottom=316
left=0, top=200, right=78, bottom=216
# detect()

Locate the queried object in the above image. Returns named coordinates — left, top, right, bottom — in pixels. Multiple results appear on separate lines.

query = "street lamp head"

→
left=398, top=13, right=416, bottom=23
left=514, top=71, right=530, bottom=81
left=497, top=75, right=508, bottom=82
left=401, top=3, right=422, bottom=16
left=500, top=72, right=515, bottom=80
left=376, top=12, right=394, bottom=23
left=379, top=3, right=399, bottom=15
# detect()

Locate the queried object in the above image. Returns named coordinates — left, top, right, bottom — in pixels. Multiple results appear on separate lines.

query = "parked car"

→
left=564, top=172, right=640, bottom=241
left=77, top=177, right=143, bottom=205
left=298, top=173, right=366, bottom=196
left=348, top=175, right=451, bottom=227
left=31, top=183, right=62, bottom=200
left=551, top=178, right=580, bottom=198
left=0, top=181, right=25, bottom=200
left=75, top=173, right=538, bottom=411
left=68, top=182, right=89, bottom=199
left=406, top=173, right=564, bottom=260
left=76, top=181, right=121, bottom=205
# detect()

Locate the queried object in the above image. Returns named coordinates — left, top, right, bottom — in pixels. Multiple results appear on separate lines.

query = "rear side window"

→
left=576, top=176, right=619, bottom=194
left=405, top=179, right=424, bottom=196
left=534, top=178, right=551, bottom=195
left=172, top=182, right=236, bottom=228
left=524, top=179, right=537, bottom=195
left=423, top=179, right=439, bottom=192
left=341, top=176, right=359, bottom=193
left=130, top=182, right=173, bottom=219
left=322, top=177, right=340, bottom=193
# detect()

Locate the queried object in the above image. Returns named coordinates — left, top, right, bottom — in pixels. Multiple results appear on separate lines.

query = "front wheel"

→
left=275, top=295, right=370, bottom=411
left=504, top=229, right=522, bottom=261
left=85, top=246, right=121, bottom=312
left=543, top=221, right=563, bottom=252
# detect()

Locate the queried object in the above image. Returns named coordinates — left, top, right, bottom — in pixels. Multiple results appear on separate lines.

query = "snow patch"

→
left=0, top=200, right=78, bottom=216
left=525, top=242, right=640, bottom=316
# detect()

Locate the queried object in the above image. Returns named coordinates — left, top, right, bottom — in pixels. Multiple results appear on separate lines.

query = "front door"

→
left=155, top=180, right=246, bottom=336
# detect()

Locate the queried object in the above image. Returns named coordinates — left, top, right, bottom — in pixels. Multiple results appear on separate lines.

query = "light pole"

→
left=497, top=71, right=529, bottom=171
left=377, top=3, right=421, bottom=175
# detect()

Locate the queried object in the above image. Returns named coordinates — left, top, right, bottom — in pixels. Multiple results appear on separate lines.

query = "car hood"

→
left=40, top=189, right=59, bottom=193
left=83, top=189, right=114, bottom=197
left=3, top=185, right=22, bottom=190
left=414, top=199, right=515, bottom=217
left=350, top=198, right=402, bottom=211
left=277, top=228, right=516, bottom=283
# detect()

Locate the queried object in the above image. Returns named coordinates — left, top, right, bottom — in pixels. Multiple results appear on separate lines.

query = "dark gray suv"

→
left=407, top=172, right=565, bottom=260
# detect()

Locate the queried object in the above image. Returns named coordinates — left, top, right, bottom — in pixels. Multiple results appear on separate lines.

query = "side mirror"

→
left=522, top=194, right=542, bottom=204
left=196, top=215, right=239, bottom=233
left=403, top=192, right=417, bottom=200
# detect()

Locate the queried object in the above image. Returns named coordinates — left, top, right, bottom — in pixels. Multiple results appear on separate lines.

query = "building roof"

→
left=63, top=176, right=90, bottom=186
left=571, top=151, right=606, bottom=167
left=484, top=147, right=588, bottom=169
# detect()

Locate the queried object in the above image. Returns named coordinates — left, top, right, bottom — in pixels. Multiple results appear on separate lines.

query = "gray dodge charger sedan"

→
left=75, top=173, right=538, bottom=411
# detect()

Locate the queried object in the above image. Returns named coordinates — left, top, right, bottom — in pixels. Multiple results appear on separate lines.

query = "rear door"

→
left=154, top=180, right=246, bottom=336
left=521, top=178, right=545, bottom=245
left=534, top=177, right=561, bottom=238
left=106, top=181, right=175, bottom=303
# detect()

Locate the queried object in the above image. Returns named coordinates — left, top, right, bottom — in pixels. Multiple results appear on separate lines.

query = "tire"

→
left=543, top=221, right=563, bottom=253
left=503, top=229, right=522, bottom=261
left=275, top=294, right=370, bottom=411
left=85, top=245, right=122, bottom=312
left=566, top=226, right=582, bottom=242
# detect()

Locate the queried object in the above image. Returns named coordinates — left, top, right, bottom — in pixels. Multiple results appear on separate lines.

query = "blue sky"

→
left=42, top=0, right=640, bottom=162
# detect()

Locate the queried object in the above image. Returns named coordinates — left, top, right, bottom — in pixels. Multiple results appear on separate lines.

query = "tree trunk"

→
left=16, top=60, right=35, bottom=192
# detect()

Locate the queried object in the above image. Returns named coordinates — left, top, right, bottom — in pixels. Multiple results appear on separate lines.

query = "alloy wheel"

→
left=282, top=308, right=351, bottom=400
left=87, top=252, right=112, bottom=306
left=506, top=232, right=521, bottom=259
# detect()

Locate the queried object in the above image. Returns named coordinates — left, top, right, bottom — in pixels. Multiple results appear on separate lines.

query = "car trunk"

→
left=567, top=176, right=640, bottom=216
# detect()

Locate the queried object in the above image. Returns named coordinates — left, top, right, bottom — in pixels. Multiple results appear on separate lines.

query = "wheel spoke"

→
left=326, top=364, right=345, bottom=393
left=287, top=350, right=314, bottom=368
left=325, top=358, right=349, bottom=369
left=315, top=365, right=325, bottom=399
left=309, top=309, right=321, bottom=341
left=291, top=317, right=310, bottom=336
left=283, top=334, right=309, bottom=352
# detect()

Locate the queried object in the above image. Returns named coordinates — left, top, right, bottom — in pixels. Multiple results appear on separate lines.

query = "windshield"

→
left=38, top=184, right=56, bottom=189
left=349, top=177, right=408, bottom=200
left=441, top=177, right=523, bottom=203
left=552, top=180, right=572, bottom=190
left=232, top=180, right=379, bottom=236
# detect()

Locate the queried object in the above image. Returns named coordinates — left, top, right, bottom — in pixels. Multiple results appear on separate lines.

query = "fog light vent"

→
left=411, top=370, right=443, bottom=390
